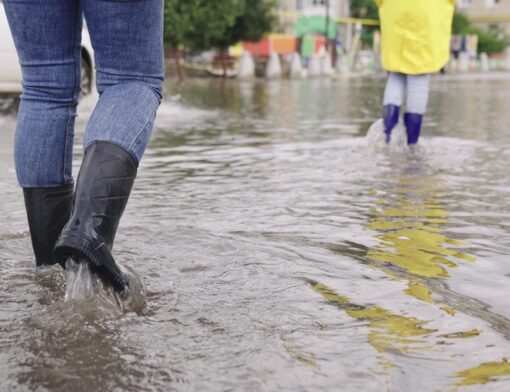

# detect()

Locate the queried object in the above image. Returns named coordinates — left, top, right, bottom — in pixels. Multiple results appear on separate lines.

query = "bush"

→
left=453, top=11, right=508, bottom=54
left=452, top=12, right=470, bottom=35
left=467, top=27, right=508, bottom=53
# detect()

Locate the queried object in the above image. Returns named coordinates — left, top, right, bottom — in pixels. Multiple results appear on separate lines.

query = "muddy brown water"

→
left=1, top=75, right=510, bottom=391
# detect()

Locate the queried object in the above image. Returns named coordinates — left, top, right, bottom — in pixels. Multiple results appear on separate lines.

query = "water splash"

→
left=365, top=118, right=421, bottom=153
left=64, top=258, right=146, bottom=315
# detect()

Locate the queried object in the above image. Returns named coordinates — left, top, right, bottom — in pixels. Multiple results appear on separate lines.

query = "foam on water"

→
left=155, top=98, right=218, bottom=127
left=64, top=258, right=146, bottom=315
left=366, top=118, right=415, bottom=151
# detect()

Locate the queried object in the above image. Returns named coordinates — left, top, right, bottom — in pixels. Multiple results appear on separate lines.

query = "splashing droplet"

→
left=64, top=257, right=146, bottom=314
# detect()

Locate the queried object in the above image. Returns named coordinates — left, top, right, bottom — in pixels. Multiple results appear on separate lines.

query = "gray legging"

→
left=383, top=72, right=431, bottom=115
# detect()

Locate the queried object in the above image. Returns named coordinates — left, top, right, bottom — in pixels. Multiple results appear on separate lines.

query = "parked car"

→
left=0, top=1, right=95, bottom=97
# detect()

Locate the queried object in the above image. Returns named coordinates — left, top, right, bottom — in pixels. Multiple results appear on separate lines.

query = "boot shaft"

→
left=23, top=184, right=74, bottom=266
left=383, top=104, right=400, bottom=143
left=70, top=141, right=137, bottom=248
left=54, top=141, right=137, bottom=291
left=404, top=112, right=423, bottom=145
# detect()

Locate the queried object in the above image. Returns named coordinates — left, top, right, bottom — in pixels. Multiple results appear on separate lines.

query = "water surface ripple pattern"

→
left=1, top=77, right=510, bottom=391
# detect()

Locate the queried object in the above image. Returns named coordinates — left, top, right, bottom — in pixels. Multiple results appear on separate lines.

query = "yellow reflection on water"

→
left=367, top=175, right=475, bottom=308
left=457, top=359, right=510, bottom=386
left=310, top=169, right=510, bottom=387
left=311, top=282, right=435, bottom=355
left=366, top=172, right=510, bottom=388
left=308, top=166, right=510, bottom=387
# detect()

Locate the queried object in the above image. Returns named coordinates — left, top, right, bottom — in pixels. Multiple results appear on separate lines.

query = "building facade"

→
left=278, top=0, right=349, bottom=18
left=457, top=0, right=510, bottom=31
left=277, top=0, right=350, bottom=34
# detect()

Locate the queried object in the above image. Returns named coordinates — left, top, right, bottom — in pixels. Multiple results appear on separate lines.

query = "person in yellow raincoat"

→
left=376, top=0, right=455, bottom=145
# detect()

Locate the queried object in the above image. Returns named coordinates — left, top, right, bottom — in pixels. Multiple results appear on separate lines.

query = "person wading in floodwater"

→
left=377, top=0, right=455, bottom=145
left=3, top=0, right=164, bottom=291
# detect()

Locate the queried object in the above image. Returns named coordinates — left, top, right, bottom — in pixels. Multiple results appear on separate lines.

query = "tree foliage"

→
left=164, top=0, right=276, bottom=51
left=452, top=12, right=470, bottom=36
left=211, top=0, right=278, bottom=50
left=349, top=0, right=379, bottom=46
left=163, top=0, right=276, bottom=78
left=452, top=11, right=508, bottom=53
left=185, top=0, right=246, bottom=51
left=468, top=26, right=508, bottom=53
left=350, top=0, right=379, bottom=20
left=164, top=0, right=191, bottom=49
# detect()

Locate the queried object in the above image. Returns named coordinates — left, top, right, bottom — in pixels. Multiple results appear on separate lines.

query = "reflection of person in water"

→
left=4, top=0, right=164, bottom=291
left=376, top=0, right=455, bottom=145
left=311, top=281, right=434, bottom=357
left=310, top=171, right=481, bottom=379
left=367, top=172, right=475, bottom=310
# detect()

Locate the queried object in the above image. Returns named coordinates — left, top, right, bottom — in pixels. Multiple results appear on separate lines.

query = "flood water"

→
left=1, top=74, right=510, bottom=391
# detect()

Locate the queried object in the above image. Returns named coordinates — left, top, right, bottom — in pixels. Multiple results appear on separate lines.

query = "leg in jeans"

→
left=406, top=74, right=431, bottom=115
left=383, top=72, right=407, bottom=107
left=382, top=72, right=406, bottom=143
left=404, top=74, right=431, bottom=145
left=3, top=0, right=80, bottom=187
left=55, top=0, right=164, bottom=291
left=81, top=0, right=164, bottom=163
left=3, top=0, right=80, bottom=266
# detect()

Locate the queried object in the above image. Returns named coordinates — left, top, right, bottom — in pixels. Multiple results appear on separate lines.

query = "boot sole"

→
left=55, top=233, right=129, bottom=292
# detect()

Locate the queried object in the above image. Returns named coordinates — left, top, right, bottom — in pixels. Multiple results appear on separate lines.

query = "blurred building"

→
left=278, top=0, right=349, bottom=17
left=457, top=0, right=510, bottom=32
left=277, top=0, right=350, bottom=34
left=457, top=0, right=510, bottom=16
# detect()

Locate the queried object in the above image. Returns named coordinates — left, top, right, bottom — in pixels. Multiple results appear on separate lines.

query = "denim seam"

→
left=63, top=109, right=72, bottom=184
left=63, top=5, right=82, bottom=185
left=127, top=102, right=159, bottom=162
left=20, top=59, right=76, bottom=67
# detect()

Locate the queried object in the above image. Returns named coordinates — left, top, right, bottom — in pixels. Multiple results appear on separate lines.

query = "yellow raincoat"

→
left=376, top=0, right=455, bottom=75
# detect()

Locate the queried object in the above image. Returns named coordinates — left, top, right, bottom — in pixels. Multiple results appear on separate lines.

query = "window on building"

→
left=485, top=0, right=500, bottom=6
left=457, top=0, right=472, bottom=7
left=296, top=0, right=337, bottom=8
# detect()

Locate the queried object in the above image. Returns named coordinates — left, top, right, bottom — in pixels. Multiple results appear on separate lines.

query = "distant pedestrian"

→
left=4, top=0, right=164, bottom=291
left=451, top=35, right=462, bottom=60
left=377, top=0, right=455, bottom=145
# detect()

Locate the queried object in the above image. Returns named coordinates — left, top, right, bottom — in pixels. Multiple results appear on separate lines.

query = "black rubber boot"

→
left=23, top=184, right=74, bottom=267
left=54, top=141, right=137, bottom=291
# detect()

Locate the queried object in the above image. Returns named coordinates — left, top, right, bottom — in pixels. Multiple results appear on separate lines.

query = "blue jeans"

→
left=3, top=0, right=164, bottom=188
left=383, top=72, right=430, bottom=115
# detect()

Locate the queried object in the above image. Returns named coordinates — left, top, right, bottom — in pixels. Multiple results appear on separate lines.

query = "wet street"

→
left=1, top=74, right=510, bottom=391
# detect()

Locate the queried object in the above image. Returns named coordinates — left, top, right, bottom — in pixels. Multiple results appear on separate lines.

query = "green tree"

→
left=212, top=0, right=276, bottom=49
left=164, top=0, right=245, bottom=79
left=164, top=0, right=199, bottom=79
left=185, top=0, right=246, bottom=51
left=350, top=0, right=379, bottom=20
left=350, top=0, right=379, bottom=46
left=452, top=11, right=508, bottom=54
left=210, top=0, right=277, bottom=76
left=467, top=26, right=508, bottom=54
left=164, top=0, right=277, bottom=79
left=452, top=12, right=470, bottom=35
